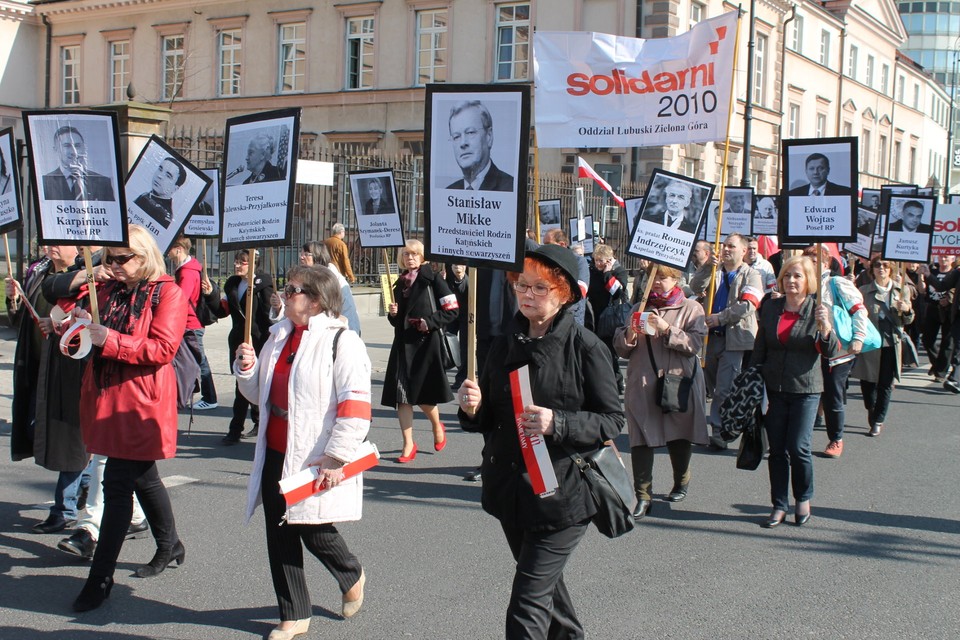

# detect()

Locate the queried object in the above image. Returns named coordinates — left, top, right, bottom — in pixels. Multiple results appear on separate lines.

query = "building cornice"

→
left=167, top=86, right=426, bottom=116
left=34, top=0, right=244, bottom=22
left=1, top=0, right=39, bottom=24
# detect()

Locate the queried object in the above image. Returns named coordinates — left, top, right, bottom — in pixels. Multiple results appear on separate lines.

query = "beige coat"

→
left=851, top=281, right=914, bottom=384
left=614, top=298, right=709, bottom=448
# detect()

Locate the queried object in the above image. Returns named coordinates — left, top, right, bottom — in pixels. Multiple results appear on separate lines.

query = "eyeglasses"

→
left=103, top=253, right=137, bottom=266
left=873, top=264, right=891, bottom=270
left=512, top=282, right=556, bottom=296
left=284, top=284, right=306, bottom=297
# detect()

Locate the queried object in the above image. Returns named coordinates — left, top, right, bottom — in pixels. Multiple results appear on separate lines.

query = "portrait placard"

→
left=881, top=195, right=934, bottom=263
left=569, top=215, right=595, bottom=254
left=781, top=137, right=858, bottom=243
left=23, top=110, right=127, bottom=246
left=626, top=169, right=714, bottom=269
left=184, top=168, right=220, bottom=238
left=949, top=194, right=960, bottom=205
left=932, top=203, right=960, bottom=257
left=704, top=186, right=754, bottom=240
left=423, top=84, right=530, bottom=271
left=860, top=188, right=881, bottom=212
left=625, top=197, right=645, bottom=235
left=220, top=108, right=300, bottom=251
left=537, top=199, right=561, bottom=242
left=124, top=136, right=212, bottom=253
left=0, top=127, right=23, bottom=234
left=752, top=194, right=779, bottom=236
left=349, top=169, right=404, bottom=248
left=879, top=184, right=917, bottom=217
left=843, top=207, right=878, bottom=259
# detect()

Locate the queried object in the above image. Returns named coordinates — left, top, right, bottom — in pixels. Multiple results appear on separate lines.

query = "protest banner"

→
left=781, top=137, right=858, bottom=244
left=349, top=169, right=404, bottom=248
left=932, top=203, right=960, bottom=256
left=423, top=84, right=529, bottom=272
left=220, top=108, right=300, bottom=251
left=125, top=135, right=212, bottom=253
left=23, top=110, right=127, bottom=247
left=184, top=169, right=220, bottom=238
left=882, top=195, right=934, bottom=263
left=533, top=11, right=739, bottom=148
left=625, top=169, right=714, bottom=270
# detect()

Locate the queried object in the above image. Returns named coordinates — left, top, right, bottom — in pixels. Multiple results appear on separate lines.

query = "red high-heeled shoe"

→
left=434, top=424, right=447, bottom=452
left=398, top=443, right=418, bottom=463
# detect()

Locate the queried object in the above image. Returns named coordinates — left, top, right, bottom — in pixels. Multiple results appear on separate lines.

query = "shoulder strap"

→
left=644, top=332, right=660, bottom=375
left=151, top=281, right=163, bottom=308
left=332, top=327, right=346, bottom=362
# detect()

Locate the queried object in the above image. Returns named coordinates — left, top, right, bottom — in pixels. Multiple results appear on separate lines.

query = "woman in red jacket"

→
left=71, top=225, right=188, bottom=612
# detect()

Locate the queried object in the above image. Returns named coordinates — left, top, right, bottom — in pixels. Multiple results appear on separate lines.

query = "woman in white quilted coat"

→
left=235, top=265, right=371, bottom=640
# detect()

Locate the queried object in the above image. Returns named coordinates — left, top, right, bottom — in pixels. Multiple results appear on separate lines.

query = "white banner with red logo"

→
left=933, top=203, right=960, bottom=256
left=509, top=366, right=558, bottom=499
left=533, top=11, right=738, bottom=149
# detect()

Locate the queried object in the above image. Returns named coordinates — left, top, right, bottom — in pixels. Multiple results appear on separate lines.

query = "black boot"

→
left=632, top=494, right=652, bottom=520
left=134, top=540, right=186, bottom=578
left=73, top=575, right=113, bottom=612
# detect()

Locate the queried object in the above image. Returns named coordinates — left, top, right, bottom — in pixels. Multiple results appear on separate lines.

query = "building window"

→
left=218, top=28, right=242, bottom=97
left=847, top=45, right=858, bottom=79
left=819, top=30, right=830, bottom=66
left=495, top=3, right=531, bottom=81
left=683, top=158, right=697, bottom=178
left=881, top=64, right=890, bottom=94
left=689, top=2, right=705, bottom=30
left=788, top=103, right=800, bottom=138
left=878, top=134, right=888, bottom=175
left=345, top=16, right=375, bottom=89
left=909, top=146, right=916, bottom=183
left=817, top=113, right=827, bottom=138
left=866, top=55, right=874, bottom=87
left=790, top=15, right=803, bottom=52
left=62, top=45, right=81, bottom=105
left=893, top=140, right=901, bottom=180
left=161, top=35, right=185, bottom=100
left=753, top=34, right=767, bottom=106
left=913, top=84, right=920, bottom=109
left=416, top=9, right=447, bottom=85
left=278, top=22, right=306, bottom=93
left=109, top=40, right=130, bottom=103
left=897, top=76, right=905, bottom=103
left=842, top=120, right=852, bottom=137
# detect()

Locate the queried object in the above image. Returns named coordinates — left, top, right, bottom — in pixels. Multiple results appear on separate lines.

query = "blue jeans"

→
left=52, top=469, right=85, bottom=521
left=764, top=391, right=819, bottom=511
left=191, top=328, right=217, bottom=404
left=820, top=358, right=854, bottom=442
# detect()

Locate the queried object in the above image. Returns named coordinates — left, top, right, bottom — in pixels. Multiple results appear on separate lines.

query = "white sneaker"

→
left=194, top=400, right=218, bottom=410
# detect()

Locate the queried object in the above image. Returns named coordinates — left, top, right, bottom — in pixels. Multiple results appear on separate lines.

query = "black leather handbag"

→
left=645, top=336, right=693, bottom=414
left=565, top=443, right=635, bottom=538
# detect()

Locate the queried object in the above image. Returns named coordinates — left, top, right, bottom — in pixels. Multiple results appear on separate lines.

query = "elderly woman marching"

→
left=614, top=264, right=709, bottom=519
left=236, top=265, right=371, bottom=640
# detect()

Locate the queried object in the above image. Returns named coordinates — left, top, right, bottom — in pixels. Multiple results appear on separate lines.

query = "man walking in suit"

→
left=446, top=101, right=514, bottom=192
left=787, top=153, right=851, bottom=196
left=640, top=180, right=700, bottom=233
left=42, top=126, right=115, bottom=202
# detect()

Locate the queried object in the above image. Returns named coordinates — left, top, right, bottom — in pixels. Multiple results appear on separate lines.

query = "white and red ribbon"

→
left=509, top=366, right=559, bottom=499
left=279, top=441, right=380, bottom=507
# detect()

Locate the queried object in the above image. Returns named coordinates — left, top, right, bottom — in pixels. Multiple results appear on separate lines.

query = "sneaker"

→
left=823, top=440, right=844, bottom=458
left=194, top=400, right=218, bottom=410
left=944, top=379, right=960, bottom=394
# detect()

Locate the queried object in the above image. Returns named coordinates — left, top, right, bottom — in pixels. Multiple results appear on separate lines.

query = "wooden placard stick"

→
left=243, top=249, right=255, bottom=345
left=467, top=267, right=478, bottom=381
left=816, top=242, right=826, bottom=333
left=533, top=131, right=541, bottom=243
left=2, top=233, right=12, bottom=281
left=382, top=248, right=395, bottom=305
left=82, top=247, right=100, bottom=324
left=636, top=264, right=658, bottom=314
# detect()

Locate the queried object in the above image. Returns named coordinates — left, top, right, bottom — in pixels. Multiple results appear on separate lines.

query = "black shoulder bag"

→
left=426, top=282, right=460, bottom=370
left=564, top=442, right=635, bottom=538
left=644, top=331, right=693, bottom=414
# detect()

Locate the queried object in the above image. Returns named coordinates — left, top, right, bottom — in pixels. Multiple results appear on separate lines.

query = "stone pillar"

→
left=96, top=101, right=172, bottom=171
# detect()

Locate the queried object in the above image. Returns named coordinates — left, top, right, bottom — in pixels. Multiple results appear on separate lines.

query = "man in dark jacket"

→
left=216, top=249, right=275, bottom=443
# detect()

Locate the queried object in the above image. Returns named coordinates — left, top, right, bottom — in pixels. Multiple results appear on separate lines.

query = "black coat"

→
left=9, top=258, right=87, bottom=470
left=588, top=262, right=628, bottom=319
left=460, top=310, right=625, bottom=531
left=215, top=271, right=275, bottom=362
left=382, top=265, right=458, bottom=407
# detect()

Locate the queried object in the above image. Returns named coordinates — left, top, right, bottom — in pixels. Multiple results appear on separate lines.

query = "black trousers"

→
left=90, top=457, right=178, bottom=577
left=500, top=520, right=589, bottom=640
left=229, top=380, right=260, bottom=438
left=860, top=346, right=897, bottom=425
left=820, top=358, right=855, bottom=442
left=261, top=448, right=362, bottom=621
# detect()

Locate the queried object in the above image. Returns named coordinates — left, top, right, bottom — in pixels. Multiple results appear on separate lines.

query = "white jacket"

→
left=236, top=312, right=371, bottom=525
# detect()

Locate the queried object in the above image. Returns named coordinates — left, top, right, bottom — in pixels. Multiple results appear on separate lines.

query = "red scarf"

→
left=647, top=285, right=685, bottom=309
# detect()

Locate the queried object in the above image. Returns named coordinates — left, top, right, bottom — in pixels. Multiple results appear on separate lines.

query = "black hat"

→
left=526, top=244, right=583, bottom=302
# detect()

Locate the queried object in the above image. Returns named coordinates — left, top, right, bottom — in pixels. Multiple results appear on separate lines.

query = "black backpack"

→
left=151, top=283, right=202, bottom=410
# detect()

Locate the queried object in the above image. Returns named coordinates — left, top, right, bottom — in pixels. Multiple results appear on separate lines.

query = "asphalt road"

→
left=1, top=307, right=958, bottom=639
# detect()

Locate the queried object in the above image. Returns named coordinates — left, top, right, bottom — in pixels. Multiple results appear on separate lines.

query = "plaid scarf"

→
left=647, top=285, right=685, bottom=309
left=398, top=268, right=419, bottom=298
left=92, top=279, right=154, bottom=390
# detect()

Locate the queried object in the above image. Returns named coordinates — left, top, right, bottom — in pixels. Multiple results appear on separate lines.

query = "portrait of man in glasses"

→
left=42, top=125, right=116, bottom=202
left=445, top=101, right=514, bottom=192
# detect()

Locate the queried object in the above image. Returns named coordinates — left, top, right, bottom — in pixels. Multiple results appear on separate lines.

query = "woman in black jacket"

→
left=751, top=256, right=838, bottom=529
left=458, top=244, right=625, bottom=639
left=382, top=240, right=459, bottom=463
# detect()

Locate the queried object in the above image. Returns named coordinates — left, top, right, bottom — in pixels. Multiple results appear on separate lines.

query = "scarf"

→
left=93, top=279, right=154, bottom=391
left=398, top=268, right=419, bottom=298
left=647, top=285, right=685, bottom=309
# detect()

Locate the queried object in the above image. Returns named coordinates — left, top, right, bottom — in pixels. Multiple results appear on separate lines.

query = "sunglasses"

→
left=283, top=284, right=306, bottom=297
left=104, top=253, right=137, bottom=266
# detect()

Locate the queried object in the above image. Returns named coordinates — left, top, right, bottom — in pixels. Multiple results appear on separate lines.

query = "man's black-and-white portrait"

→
left=444, top=100, right=514, bottom=192
left=638, top=174, right=709, bottom=234
left=861, top=189, right=881, bottom=211
left=0, top=127, right=22, bottom=234
left=538, top=199, right=561, bottom=225
left=782, top=137, right=857, bottom=243
left=134, top=156, right=186, bottom=229
left=752, top=194, right=779, bottom=236
left=888, top=198, right=933, bottom=234
left=41, top=124, right=116, bottom=202
left=844, top=207, right=878, bottom=259
left=184, top=168, right=220, bottom=238
left=786, top=151, right=852, bottom=196
left=883, top=195, right=935, bottom=263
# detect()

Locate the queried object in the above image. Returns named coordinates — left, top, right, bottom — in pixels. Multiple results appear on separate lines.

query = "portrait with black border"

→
left=220, top=108, right=300, bottom=251
left=752, top=193, right=779, bottom=237
left=184, top=168, right=221, bottom=238
left=423, top=84, right=530, bottom=271
left=860, top=188, right=881, bottom=212
left=781, top=137, right=857, bottom=243
left=537, top=198, right=562, bottom=243
left=949, top=194, right=960, bottom=205
left=843, top=207, right=879, bottom=259
left=881, top=195, right=935, bottom=263
left=568, top=215, right=595, bottom=254
left=23, top=110, right=128, bottom=247
left=704, top=186, right=754, bottom=240
left=0, top=127, right=24, bottom=235
left=349, top=168, right=404, bottom=248
left=125, top=135, right=212, bottom=253
left=626, top=169, right=714, bottom=270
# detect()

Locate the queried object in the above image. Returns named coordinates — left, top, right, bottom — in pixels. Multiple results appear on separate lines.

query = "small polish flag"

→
left=577, top=157, right=624, bottom=207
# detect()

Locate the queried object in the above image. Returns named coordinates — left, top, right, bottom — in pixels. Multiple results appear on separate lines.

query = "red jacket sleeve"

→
left=99, top=282, right=188, bottom=366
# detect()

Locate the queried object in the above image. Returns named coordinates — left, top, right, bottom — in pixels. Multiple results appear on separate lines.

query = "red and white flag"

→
left=578, top=157, right=624, bottom=207
left=509, top=366, right=559, bottom=499
left=279, top=441, right=380, bottom=507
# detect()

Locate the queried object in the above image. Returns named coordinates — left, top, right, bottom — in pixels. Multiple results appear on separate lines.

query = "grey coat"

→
left=851, top=281, right=914, bottom=383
